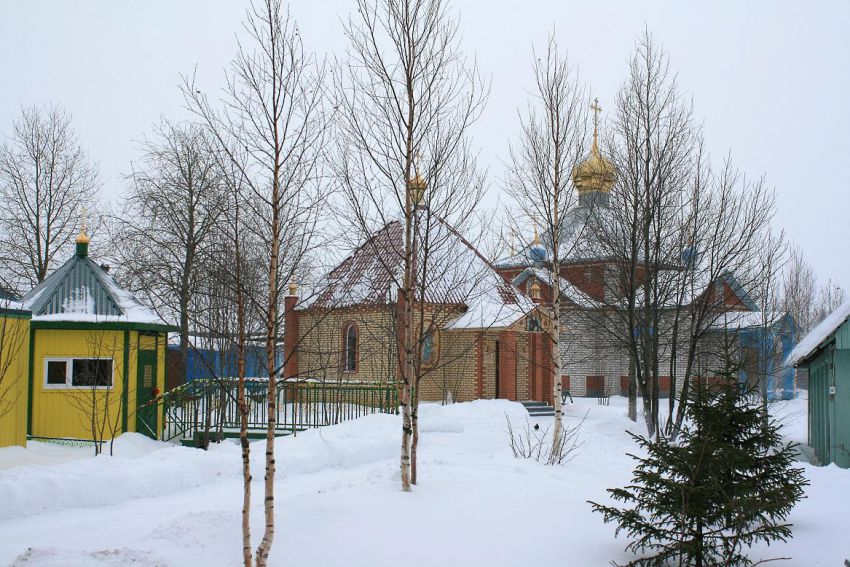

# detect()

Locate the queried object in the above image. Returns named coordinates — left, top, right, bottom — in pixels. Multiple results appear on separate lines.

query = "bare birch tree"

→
left=782, top=246, right=817, bottom=336
left=751, top=231, right=788, bottom=425
left=667, top=158, right=778, bottom=438
left=112, top=119, right=225, bottom=389
left=0, top=105, right=99, bottom=293
left=336, top=0, right=487, bottom=490
left=813, top=278, right=847, bottom=325
left=586, top=32, right=779, bottom=440
left=595, top=31, right=698, bottom=436
left=64, top=328, right=126, bottom=456
left=504, top=34, right=588, bottom=458
left=183, top=0, right=328, bottom=562
left=208, top=149, right=256, bottom=566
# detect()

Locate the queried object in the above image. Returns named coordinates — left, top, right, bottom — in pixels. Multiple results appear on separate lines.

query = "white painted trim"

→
left=42, top=357, right=115, bottom=390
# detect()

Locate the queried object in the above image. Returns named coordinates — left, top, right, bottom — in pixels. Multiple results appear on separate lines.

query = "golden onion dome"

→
left=407, top=173, right=427, bottom=207
left=75, top=228, right=91, bottom=245
left=572, top=97, right=615, bottom=194
left=408, top=174, right=427, bottom=192
left=75, top=211, right=91, bottom=245
left=572, top=136, right=615, bottom=194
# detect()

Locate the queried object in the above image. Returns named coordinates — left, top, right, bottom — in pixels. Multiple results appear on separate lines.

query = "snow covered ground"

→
left=0, top=395, right=847, bottom=566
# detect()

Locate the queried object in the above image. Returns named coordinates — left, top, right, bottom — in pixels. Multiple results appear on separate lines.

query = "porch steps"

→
left=520, top=400, right=556, bottom=418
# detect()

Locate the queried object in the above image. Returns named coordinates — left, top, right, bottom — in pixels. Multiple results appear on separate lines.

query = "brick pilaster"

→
left=498, top=330, right=517, bottom=401
left=283, top=295, right=300, bottom=379
left=476, top=335, right=484, bottom=398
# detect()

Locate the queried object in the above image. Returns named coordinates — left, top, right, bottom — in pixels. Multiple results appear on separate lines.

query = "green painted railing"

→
left=158, top=379, right=399, bottom=444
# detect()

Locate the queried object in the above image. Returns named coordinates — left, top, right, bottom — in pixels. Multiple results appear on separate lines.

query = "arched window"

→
left=344, top=323, right=358, bottom=372
left=421, top=328, right=440, bottom=368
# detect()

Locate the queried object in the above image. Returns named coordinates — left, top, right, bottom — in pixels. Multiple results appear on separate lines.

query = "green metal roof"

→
left=20, top=248, right=166, bottom=326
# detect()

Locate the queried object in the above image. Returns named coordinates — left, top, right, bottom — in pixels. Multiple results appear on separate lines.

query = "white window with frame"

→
left=44, top=358, right=114, bottom=389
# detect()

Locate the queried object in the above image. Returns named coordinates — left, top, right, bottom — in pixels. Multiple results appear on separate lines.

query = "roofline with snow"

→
left=0, top=306, right=30, bottom=318
left=31, top=320, right=177, bottom=333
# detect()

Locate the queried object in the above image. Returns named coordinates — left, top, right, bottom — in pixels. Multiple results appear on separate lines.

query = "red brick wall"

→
left=541, top=333, right=553, bottom=405
left=586, top=375, right=605, bottom=397
left=498, top=331, right=517, bottom=401
left=525, top=333, right=537, bottom=400
left=528, top=333, right=545, bottom=401
left=561, top=263, right=605, bottom=301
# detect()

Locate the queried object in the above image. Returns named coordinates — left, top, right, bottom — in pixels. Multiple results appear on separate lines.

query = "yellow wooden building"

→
left=0, top=300, right=31, bottom=447
left=0, top=227, right=175, bottom=447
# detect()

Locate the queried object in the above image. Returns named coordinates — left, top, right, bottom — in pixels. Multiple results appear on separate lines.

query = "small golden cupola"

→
left=407, top=174, right=427, bottom=207
left=75, top=210, right=91, bottom=257
left=572, top=98, right=615, bottom=200
left=407, top=152, right=427, bottom=208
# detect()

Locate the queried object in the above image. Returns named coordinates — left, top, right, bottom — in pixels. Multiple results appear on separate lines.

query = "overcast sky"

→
left=1, top=1, right=848, bottom=289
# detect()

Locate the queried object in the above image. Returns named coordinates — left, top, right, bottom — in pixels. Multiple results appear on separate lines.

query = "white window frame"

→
left=43, top=357, right=115, bottom=390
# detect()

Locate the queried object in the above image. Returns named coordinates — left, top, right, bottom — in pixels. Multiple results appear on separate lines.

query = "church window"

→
left=344, top=323, right=358, bottom=372
left=421, top=328, right=440, bottom=367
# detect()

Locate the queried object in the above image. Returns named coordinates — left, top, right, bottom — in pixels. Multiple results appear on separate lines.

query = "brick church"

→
left=282, top=117, right=793, bottom=404
left=282, top=211, right=558, bottom=404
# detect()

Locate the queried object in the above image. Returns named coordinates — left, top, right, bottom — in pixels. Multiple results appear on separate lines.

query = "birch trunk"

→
left=255, top=153, right=281, bottom=567
left=398, top=41, right=416, bottom=492
left=234, top=222, right=252, bottom=567
left=238, top=324, right=252, bottom=565
left=410, top=384, right=419, bottom=485
left=400, top=265, right=414, bottom=491
left=628, top=355, right=637, bottom=422
left=399, top=193, right=413, bottom=492
left=550, top=239, right=564, bottom=456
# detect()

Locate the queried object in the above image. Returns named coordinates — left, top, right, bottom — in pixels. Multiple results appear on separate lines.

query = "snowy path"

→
left=0, top=397, right=847, bottom=566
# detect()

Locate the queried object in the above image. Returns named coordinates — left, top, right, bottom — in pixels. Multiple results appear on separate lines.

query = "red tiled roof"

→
left=305, top=215, right=533, bottom=328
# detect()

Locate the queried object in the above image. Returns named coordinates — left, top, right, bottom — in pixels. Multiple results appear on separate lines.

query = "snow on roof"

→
left=305, top=212, right=533, bottom=330
left=512, top=267, right=602, bottom=309
left=21, top=251, right=169, bottom=326
left=709, top=310, right=786, bottom=331
left=0, top=299, right=27, bottom=313
left=493, top=242, right=548, bottom=269
left=493, top=201, right=619, bottom=271
left=304, top=221, right=403, bottom=310
left=787, top=300, right=850, bottom=367
left=444, top=262, right=534, bottom=330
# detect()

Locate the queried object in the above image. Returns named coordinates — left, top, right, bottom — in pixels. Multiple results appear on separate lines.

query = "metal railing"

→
left=159, top=379, right=399, bottom=444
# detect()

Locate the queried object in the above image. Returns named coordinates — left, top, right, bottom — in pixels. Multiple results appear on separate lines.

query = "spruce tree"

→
left=590, top=375, right=808, bottom=566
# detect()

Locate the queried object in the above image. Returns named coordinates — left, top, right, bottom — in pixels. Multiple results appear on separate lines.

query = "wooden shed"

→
left=788, top=300, right=850, bottom=468
left=14, top=228, right=176, bottom=445
left=0, top=300, right=31, bottom=447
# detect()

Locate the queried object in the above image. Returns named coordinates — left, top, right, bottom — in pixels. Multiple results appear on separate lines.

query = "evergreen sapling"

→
left=590, top=375, right=808, bottom=566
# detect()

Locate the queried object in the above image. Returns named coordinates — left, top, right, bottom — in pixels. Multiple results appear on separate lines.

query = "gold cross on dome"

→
left=413, top=150, right=422, bottom=177
left=79, top=206, right=88, bottom=234
left=590, top=97, right=602, bottom=136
